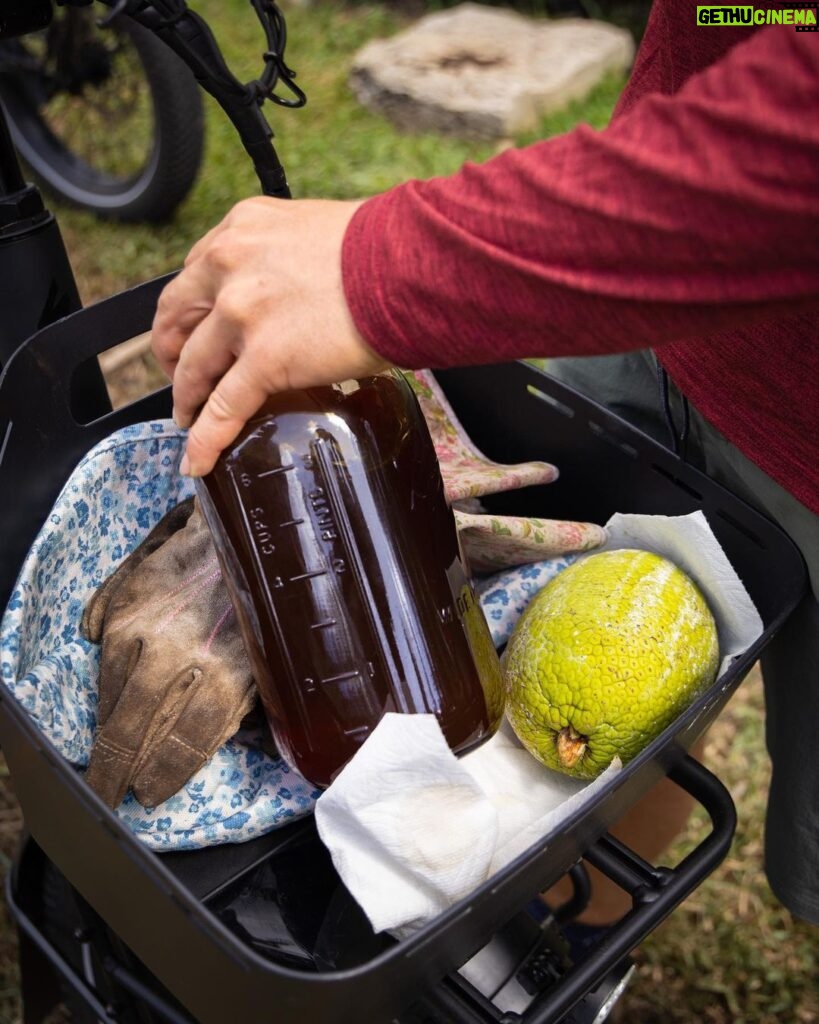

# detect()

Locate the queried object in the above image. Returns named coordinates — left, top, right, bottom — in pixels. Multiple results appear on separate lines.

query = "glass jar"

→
left=197, top=371, right=504, bottom=787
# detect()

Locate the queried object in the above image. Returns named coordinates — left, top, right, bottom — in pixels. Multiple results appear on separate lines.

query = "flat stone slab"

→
left=349, top=3, right=634, bottom=139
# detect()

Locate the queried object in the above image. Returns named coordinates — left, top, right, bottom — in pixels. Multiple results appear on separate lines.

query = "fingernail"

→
left=173, top=407, right=190, bottom=430
left=181, top=454, right=204, bottom=478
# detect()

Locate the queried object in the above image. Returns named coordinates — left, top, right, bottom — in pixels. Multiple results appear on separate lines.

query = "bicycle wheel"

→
left=0, top=10, right=204, bottom=223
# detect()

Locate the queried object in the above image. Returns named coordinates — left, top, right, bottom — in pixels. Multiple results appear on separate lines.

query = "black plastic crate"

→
left=0, top=276, right=807, bottom=1024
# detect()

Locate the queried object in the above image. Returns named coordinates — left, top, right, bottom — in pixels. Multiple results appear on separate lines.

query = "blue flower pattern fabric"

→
left=0, top=421, right=319, bottom=852
left=475, top=555, right=579, bottom=648
left=0, top=421, right=575, bottom=852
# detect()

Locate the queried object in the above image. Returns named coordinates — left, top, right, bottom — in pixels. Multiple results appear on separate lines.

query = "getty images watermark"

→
left=697, top=2, right=818, bottom=25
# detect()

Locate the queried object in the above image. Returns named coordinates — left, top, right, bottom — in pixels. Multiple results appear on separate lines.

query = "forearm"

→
left=342, top=28, right=819, bottom=369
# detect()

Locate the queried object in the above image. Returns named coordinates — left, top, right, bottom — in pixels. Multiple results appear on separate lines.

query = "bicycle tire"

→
left=0, top=16, right=204, bottom=223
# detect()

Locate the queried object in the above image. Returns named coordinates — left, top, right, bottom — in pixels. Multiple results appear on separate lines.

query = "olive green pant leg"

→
left=547, top=352, right=819, bottom=925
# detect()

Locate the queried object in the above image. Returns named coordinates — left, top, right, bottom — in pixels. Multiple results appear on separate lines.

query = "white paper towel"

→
left=314, top=511, right=763, bottom=938
left=315, top=714, right=621, bottom=938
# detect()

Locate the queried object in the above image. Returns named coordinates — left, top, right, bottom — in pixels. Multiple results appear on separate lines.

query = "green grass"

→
left=1, top=2, right=816, bottom=1022
left=623, top=672, right=818, bottom=1024
left=58, top=0, right=623, bottom=304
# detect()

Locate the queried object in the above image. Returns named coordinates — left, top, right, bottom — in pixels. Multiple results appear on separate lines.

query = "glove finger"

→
left=406, top=370, right=558, bottom=502
left=131, top=672, right=258, bottom=808
left=85, top=663, right=200, bottom=808
left=442, top=461, right=558, bottom=504
left=455, top=510, right=607, bottom=574
left=82, top=497, right=196, bottom=642
left=95, top=635, right=142, bottom=729
left=84, top=730, right=138, bottom=809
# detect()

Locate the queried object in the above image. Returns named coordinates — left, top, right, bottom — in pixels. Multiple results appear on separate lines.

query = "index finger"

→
left=183, top=217, right=228, bottom=268
left=151, top=267, right=214, bottom=380
left=179, top=360, right=272, bottom=477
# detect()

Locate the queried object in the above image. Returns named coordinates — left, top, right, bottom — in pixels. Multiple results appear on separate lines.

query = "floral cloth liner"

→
left=1, top=423, right=319, bottom=851
left=474, top=556, right=580, bottom=647
left=0, top=394, right=594, bottom=851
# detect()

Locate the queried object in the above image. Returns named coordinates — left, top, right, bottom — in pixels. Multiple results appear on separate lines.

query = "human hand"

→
left=151, top=196, right=390, bottom=478
left=82, top=498, right=257, bottom=808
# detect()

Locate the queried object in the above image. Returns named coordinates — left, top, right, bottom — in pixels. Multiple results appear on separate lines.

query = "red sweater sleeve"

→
left=341, top=26, right=819, bottom=370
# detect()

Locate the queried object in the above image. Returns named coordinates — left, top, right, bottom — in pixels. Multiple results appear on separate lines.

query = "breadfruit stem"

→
left=556, top=726, right=588, bottom=769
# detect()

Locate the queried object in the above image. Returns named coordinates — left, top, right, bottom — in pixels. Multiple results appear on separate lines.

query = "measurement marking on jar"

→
left=310, top=619, right=338, bottom=630
left=342, top=725, right=371, bottom=740
left=278, top=518, right=305, bottom=528
left=322, top=670, right=362, bottom=684
left=257, top=464, right=296, bottom=478
left=289, top=569, right=329, bottom=582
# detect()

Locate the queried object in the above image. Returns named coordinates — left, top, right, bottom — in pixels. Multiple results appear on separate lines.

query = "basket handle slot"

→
left=715, top=507, right=767, bottom=551
left=0, top=273, right=174, bottom=434
left=525, top=384, right=576, bottom=420
left=651, top=463, right=703, bottom=501
left=0, top=277, right=175, bottom=610
left=587, top=419, right=639, bottom=459
left=400, top=756, right=734, bottom=1024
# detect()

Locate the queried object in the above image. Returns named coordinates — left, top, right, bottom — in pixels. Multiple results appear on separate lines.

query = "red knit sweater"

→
left=341, top=3, right=819, bottom=513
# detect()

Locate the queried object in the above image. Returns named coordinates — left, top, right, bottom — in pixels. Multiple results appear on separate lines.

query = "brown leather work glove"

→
left=82, top=497, right=256, bottom=809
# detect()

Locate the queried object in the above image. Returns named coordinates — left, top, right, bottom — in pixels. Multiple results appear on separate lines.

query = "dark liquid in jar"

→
left=197, top=371, right=504, bottom=788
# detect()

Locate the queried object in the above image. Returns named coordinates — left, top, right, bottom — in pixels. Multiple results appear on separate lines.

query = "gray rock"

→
left=349, top=3, right=634, bottom=139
